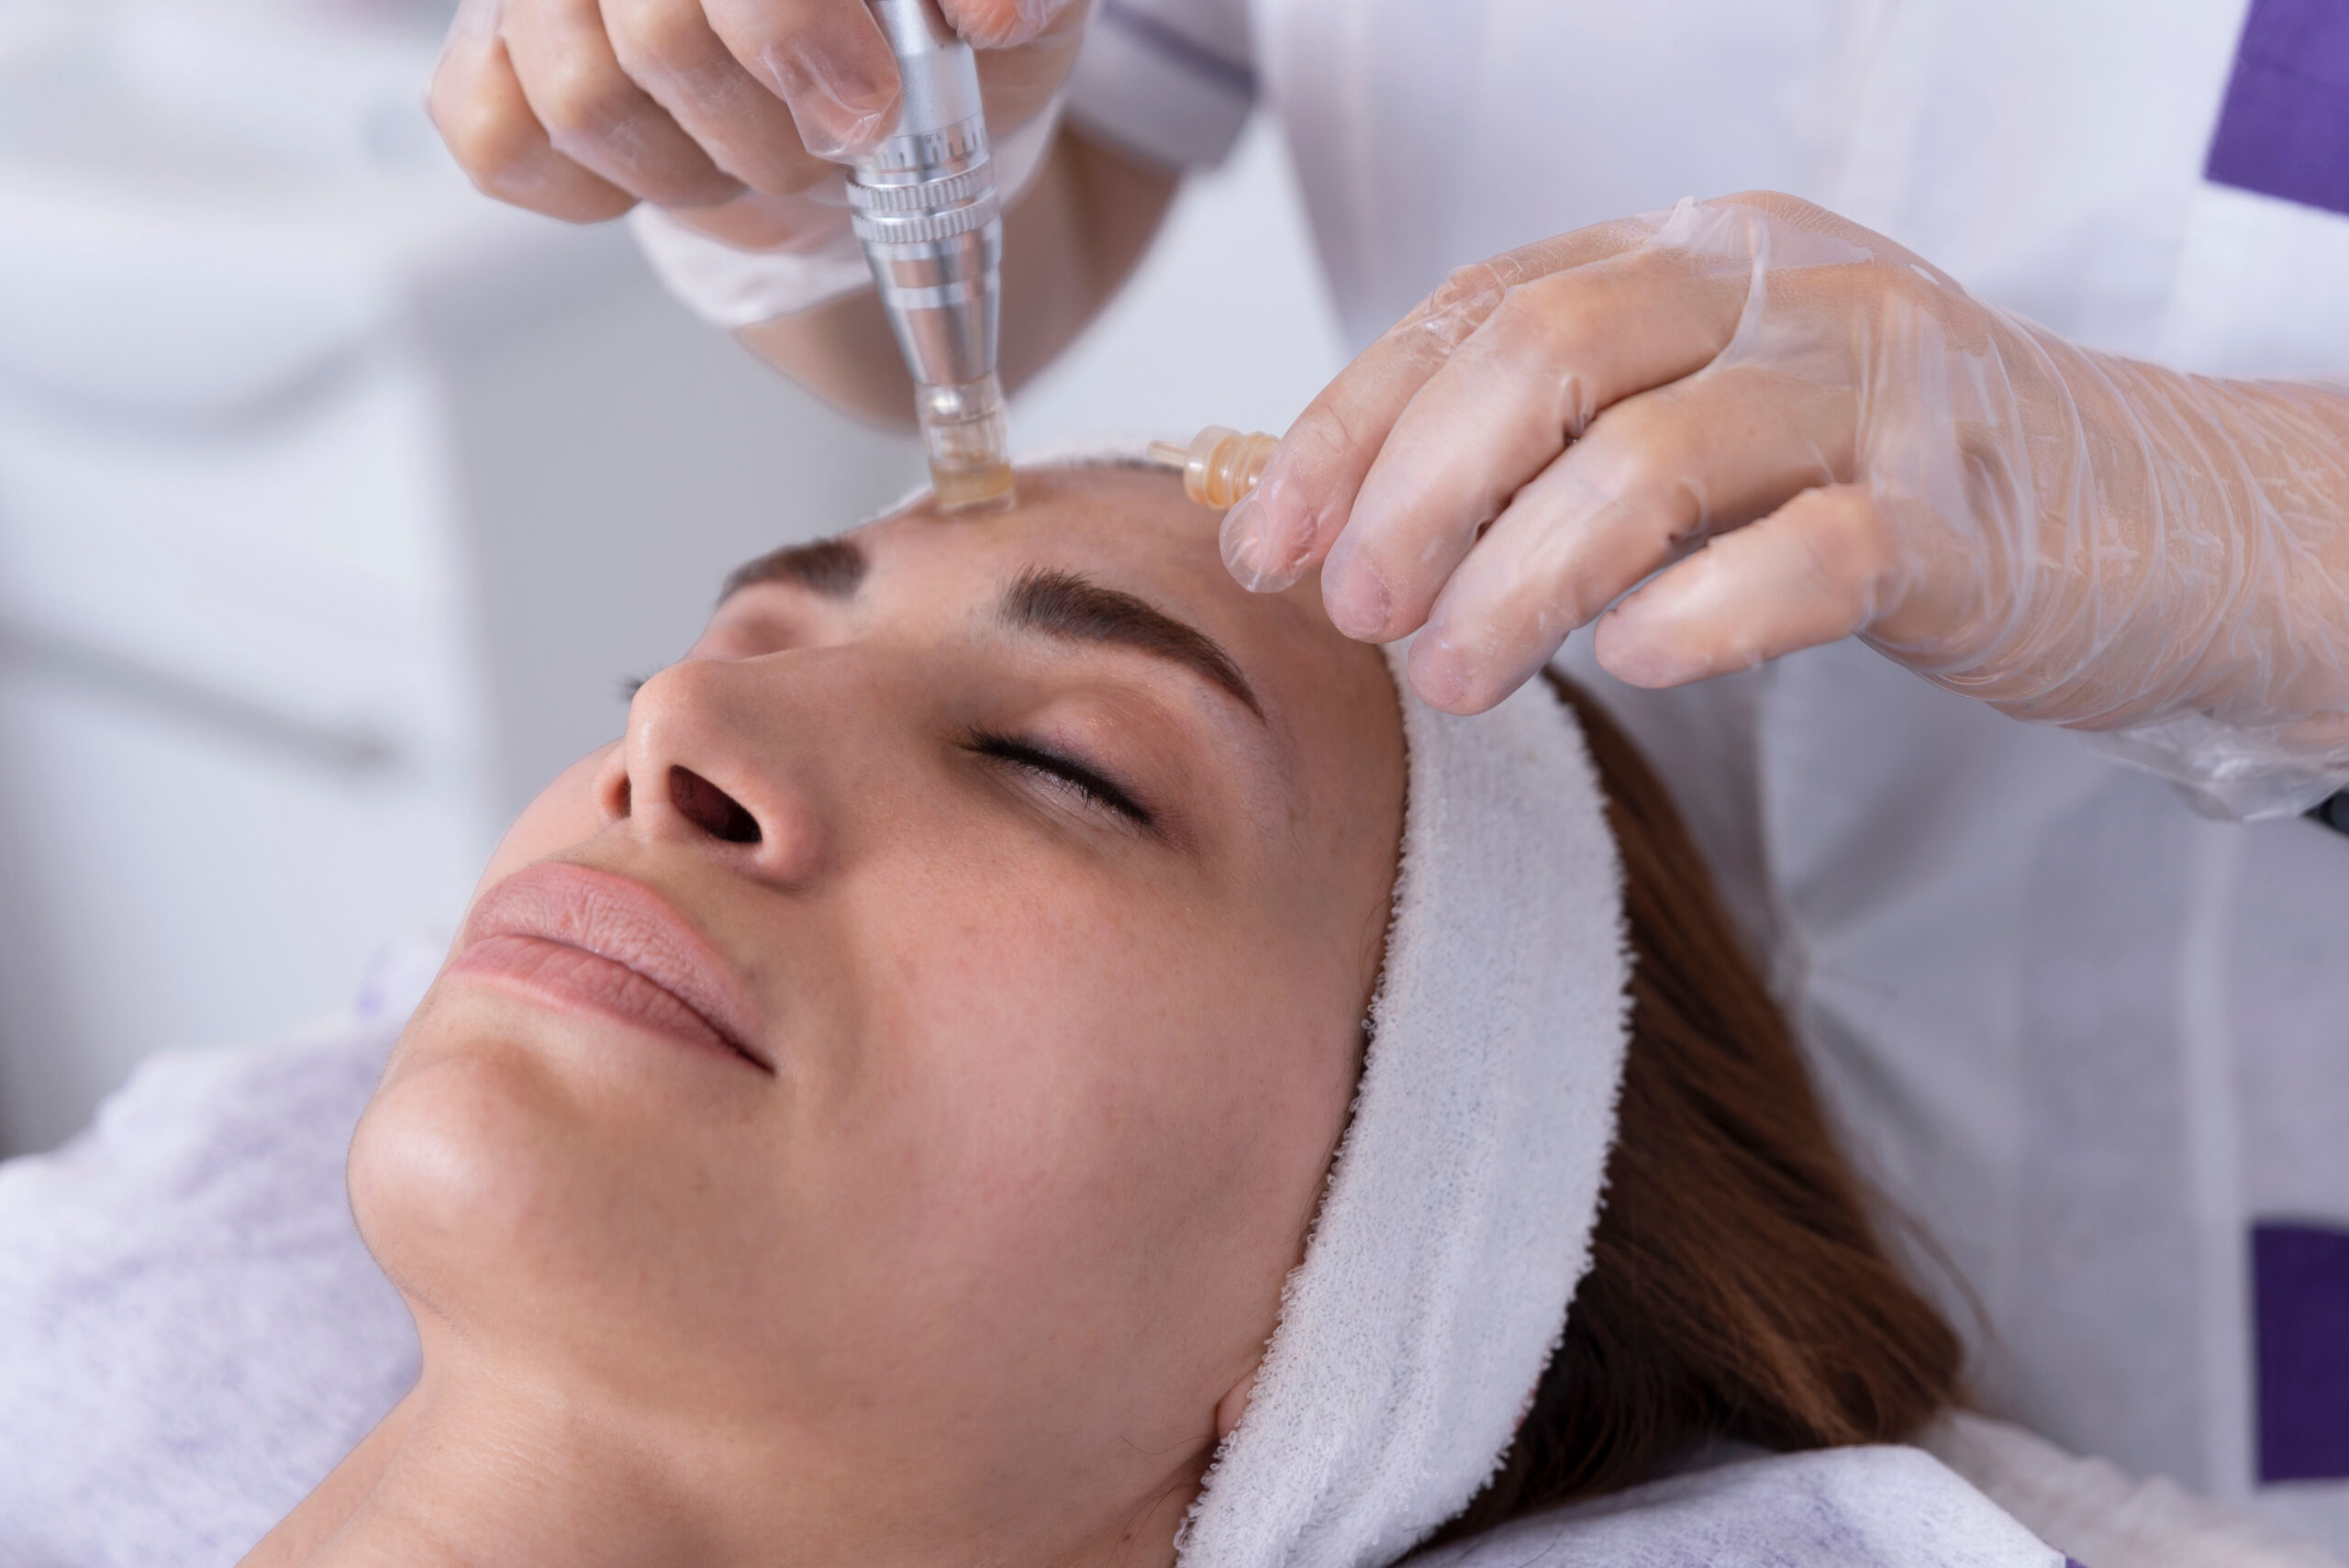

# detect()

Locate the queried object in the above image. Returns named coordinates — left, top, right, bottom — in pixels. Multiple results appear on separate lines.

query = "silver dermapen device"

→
left=850, top=0, right=1015, bottom=512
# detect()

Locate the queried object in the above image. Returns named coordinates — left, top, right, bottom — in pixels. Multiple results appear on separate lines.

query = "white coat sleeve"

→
left=1063, top=0, right=1258, bottom=171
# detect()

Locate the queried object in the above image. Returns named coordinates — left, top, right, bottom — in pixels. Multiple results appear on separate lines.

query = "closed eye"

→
left=963, top=731, right=1156, bottom=829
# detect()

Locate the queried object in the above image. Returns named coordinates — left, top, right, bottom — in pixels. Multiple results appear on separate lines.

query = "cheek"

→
left=832, top=853, right=1360, bottom=1405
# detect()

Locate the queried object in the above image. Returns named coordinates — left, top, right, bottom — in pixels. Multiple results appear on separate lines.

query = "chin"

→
left=351, top=989, right=658, bottom=1336
left=351, top=993, right=795, bottom=1396
left=354, top=1046, right=551, bottom=1284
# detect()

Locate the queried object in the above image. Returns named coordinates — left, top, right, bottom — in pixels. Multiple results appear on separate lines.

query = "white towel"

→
left=1923, top=1413, right=2344, bottom=1568
left=0, top=942, right=432, bottom=1567
left=1176, top=651, right=1635, bottom=1568
left=1413, top=1443, right=2065, bottom=1568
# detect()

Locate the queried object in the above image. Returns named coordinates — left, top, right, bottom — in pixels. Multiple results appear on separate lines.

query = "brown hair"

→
left=1437, top=674, right=1961, bottom=1539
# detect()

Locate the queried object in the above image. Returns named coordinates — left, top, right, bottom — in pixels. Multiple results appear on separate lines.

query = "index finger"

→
left=1219, top=218, right=1653, bottom=594
left=703, top=0, right=902, bottom=160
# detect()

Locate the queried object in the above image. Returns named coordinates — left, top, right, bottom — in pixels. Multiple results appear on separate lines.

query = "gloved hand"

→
left=429, top=0, right=1085, bottom=251
left=1221, top=192, right=2349, bottom=817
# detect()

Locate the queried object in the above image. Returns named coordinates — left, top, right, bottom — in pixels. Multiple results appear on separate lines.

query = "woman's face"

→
left=350, top=466, right=1405, bottom=1551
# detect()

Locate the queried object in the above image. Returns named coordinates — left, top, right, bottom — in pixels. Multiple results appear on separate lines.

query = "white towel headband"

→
left=1176, top=646, right=1634, bottom=1568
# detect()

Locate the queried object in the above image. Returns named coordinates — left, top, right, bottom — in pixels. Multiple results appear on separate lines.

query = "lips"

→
left=450, top=862, right=771, bottom=1073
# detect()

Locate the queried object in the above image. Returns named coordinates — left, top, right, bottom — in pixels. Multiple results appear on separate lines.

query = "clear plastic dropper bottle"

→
left=1147, top=427, right=1279, bottom=507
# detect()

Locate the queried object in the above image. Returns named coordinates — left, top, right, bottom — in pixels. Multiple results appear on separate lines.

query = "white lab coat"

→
left=1065, top=0, right=2349, bottom=1550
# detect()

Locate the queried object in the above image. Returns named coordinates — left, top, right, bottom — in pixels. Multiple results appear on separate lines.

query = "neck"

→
left=274, top=1368, right=729, bottom=1568
left=247, top=1353, right=1202, bottom=1568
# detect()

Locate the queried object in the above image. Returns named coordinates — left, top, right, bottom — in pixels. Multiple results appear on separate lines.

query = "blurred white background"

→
left=0, top=0, right=1344, bottom=1154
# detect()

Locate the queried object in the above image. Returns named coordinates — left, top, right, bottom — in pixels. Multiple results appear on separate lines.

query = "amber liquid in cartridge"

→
left=1147, top=427, right=1279, bottom=508
left=918, top=374, right=1015, bottom=513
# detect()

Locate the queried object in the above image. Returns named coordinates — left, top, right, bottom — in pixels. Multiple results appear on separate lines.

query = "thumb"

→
left=941, top=0, right=1085, bottom=50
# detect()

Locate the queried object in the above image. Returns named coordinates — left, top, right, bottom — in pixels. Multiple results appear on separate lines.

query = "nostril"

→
left=668, top=766, right=762, bottom=845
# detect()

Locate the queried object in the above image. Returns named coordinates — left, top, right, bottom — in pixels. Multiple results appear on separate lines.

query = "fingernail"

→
left=1219, top=498, right=1269, bottom=586
left=1220, top=497, right=1280, bottom=591
left=1220, top=487, right=1312, bottom=594
left=1323, top=557, right=1391, bottom=641
left=953, top=0, right=1071, bottom=48
left=448, top=0, right=499, bottom=42
left=1408, top=632, right=1471, bottom=710
left=765, top=42, right=899, bottom=160
left=1595, top=606, right=1696, bottom=688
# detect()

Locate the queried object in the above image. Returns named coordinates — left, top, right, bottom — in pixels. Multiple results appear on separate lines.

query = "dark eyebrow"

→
left=1001, top=568, right=1264, bottom=721
left=720, top=536, right=868, bottom=603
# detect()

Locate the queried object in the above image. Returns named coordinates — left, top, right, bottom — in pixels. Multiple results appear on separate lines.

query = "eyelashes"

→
left=963, top=730, right=1156, bottom=829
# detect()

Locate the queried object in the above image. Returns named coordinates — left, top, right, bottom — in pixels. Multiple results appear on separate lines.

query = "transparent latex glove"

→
left=1224, top=192, right=2349, bottom=817
left=428, top=0, right=1085, bottom=246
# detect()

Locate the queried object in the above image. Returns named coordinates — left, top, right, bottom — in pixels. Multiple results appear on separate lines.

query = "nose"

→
left=599, top=655, right=834, bottom=885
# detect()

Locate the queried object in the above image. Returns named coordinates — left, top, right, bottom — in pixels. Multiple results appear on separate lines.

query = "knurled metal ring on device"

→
left=851, top=193, right=1003, bottom=244
left=849, top=167, right=994, bottom=213
left=860, top=120, right=989, bottom=174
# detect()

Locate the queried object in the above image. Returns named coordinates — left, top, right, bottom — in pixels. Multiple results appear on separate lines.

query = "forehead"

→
left=859, top=466, right=1242, bottom=600
left=847, top=466, right=1373, bottom=708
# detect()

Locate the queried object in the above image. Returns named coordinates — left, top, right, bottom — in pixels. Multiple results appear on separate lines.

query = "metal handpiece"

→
left=851, top=0, right=1013, bottom=512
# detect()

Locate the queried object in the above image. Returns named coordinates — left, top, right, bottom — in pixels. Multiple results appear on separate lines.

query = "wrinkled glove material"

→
left=1643, top=198, right=2349, bottom=818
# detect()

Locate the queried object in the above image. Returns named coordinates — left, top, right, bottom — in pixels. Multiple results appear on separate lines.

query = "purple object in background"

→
left=2254, top=1221, right=2349, bottom=1484
left=2203, top=0, right=2349, bottom=218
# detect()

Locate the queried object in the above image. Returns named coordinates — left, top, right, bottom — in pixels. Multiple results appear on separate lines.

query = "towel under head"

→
left=1177, top=645, right=1633, bottom=1568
